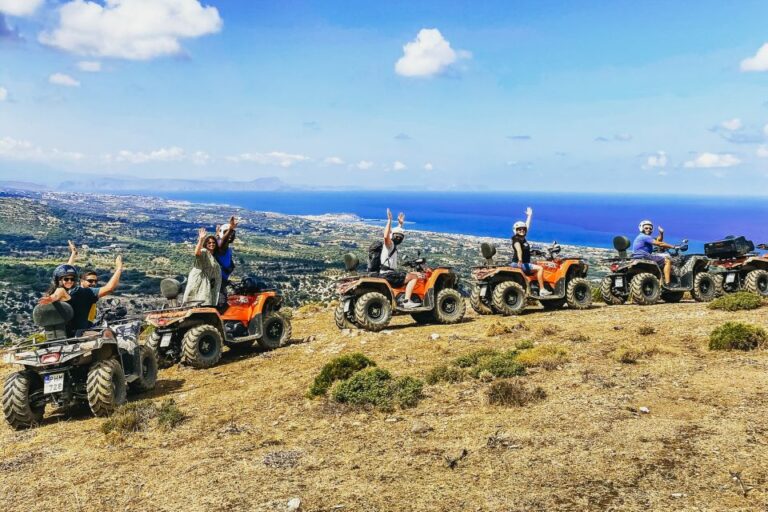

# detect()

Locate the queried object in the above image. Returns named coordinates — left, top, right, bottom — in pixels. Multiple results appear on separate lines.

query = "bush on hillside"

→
left=708, top=292, right=763, bottom=312
left=709, top=322, right=767, bottom=351
left=308, top=353, right=376, bottom=397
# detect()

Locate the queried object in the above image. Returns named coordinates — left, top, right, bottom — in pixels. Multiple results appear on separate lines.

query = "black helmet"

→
left=53, top=264, right=78, bottom=281
left=240, top=276, right=261, bottom=294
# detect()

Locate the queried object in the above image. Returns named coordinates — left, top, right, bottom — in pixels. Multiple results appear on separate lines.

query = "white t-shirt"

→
left=380, top=240, right=398, bottom=271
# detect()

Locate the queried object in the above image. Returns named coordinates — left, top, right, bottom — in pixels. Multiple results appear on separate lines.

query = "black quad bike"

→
left=2, top=301, right=158, bottom=429
left=600, top=236, right=717, bottom=305
left=704, top=237, right=768, bottom=297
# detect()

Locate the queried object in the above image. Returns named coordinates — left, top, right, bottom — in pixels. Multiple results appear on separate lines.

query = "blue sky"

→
left=1, top=0, right=768, bottom=194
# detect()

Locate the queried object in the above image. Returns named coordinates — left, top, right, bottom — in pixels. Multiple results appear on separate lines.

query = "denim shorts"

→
left=510, top=263, right=535, bottom=275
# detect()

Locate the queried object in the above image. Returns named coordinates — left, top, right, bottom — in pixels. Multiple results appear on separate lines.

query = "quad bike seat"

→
left=33, top=303, right=75, bottom=341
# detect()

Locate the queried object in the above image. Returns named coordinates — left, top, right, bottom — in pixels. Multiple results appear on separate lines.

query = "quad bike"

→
left=470, top=241, right=592, bottom=316
left=144, top=277, right=291, bottom=368
left=600, top=236, right=716, bottom=305
left=2, top=300, right=158, bottom=429
left=335, top=252, right=466, bottom=332
left=704, top=236, right=768, bottom=297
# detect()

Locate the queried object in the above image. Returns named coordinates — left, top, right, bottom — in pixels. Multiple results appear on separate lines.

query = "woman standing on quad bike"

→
left=183, top=228, right=222, bottom=306
left=381, top=208, right=420, bottom=308
left=633, top=220, right=674, bottom=285
left=511, top=207, right=552, bottom=296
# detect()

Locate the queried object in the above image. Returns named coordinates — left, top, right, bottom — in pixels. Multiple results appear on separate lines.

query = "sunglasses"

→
left=85, top=279, right=99, bottom=284
left=60, top=277, right=76, bottom=282
left=516, top=228, right=527, bottom=231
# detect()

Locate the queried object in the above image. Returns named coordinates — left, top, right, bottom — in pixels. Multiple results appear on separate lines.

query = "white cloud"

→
left=0, top=136, right=84, bottom=161
left=0, top=0, right=43, bottom=17
left=49, top=73, right=80, bottom=87
left=643, top=151, right=667, bottom=169
left=227, top=151, right=310, bottom=168
left=614, top=133, right=633, bottom=141
left=356, top=160, right=374, bottom=170
left=109, top=146, right=209, bottom=165
left=393, top=160, right=407, bottom=171
left=741, top=43, right=768, bottom=72
left=77, top=61, right=102, bottom=72
left=757, top=146, right=768, bottom=158
left=424, top=162, right=433, bottom=171
left=39, top=0, right=223, bottom=61
left=0, top=86, right=6, bottom=101
left=323, top=156, right=345, bottom=165
left=683, top=152, right=741, bottom=169
left=395, top=28, right=468, bottom=77
left=720, top=118, right=742, bottom=131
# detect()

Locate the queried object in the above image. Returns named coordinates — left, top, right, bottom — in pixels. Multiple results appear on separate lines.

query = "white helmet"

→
left=513, top=221, right=527, bottom=231
left=638, top=220, right=653, bottom=232
left=392, top=226, right=405, bottom=235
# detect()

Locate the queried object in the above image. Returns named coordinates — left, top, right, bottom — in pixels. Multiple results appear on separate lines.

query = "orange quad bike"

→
left=145, top=277, right=291, bottom=368
left=470, top=242, right=592, bottom=315
left=334, top=252, right=466, bottom=332
left=704, top=237, right=768, bottom=298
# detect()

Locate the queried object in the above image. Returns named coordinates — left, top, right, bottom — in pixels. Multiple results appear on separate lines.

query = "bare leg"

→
left=404, top=274, right=418, bottom=300
left=537, top=267, right=545, bottom=290
left=664, top=259, right=671, bottom=285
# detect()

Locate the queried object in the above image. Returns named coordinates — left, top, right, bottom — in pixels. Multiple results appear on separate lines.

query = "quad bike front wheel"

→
left=2, top=371, right=45, bottom=430
left=258, top=313, right=292, bottom=350
left=629, top=273, right=661, bottom=305
left=181, top=324, right=223, bottom=368
left=745, top=269, right=768, bottom=297
left=491, top=280, right=527, bottom=315
left=129, top=346, right=158, bottom=394
left=334, top=302, right=357, bottom=329
left=692, top=272, right=717, bottom=302
left=599, top=276, right=626, bottom=305
left=469, top=286, right=494, bottom=315
left=354, top=291, right=392, bottom=332
left=87, top=358, right=127, bottom=417
left=433, top=288, right=466, bottom=324
left=147, top=331, right=176, bottom=368
left=566, top=278, right=592, bottom=309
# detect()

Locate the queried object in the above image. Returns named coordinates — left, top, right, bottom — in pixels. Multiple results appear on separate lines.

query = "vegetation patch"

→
left=331, top=368, right=424, bottom=411
left=591, top=285, right=604, bottom=304
left=452, top=348, right=500, bottom=368
left=470, top=352, right=526, bottom=378
left=708, top=292, right=763, bottom=312
left=515, top=344, right=570, bottom=370
left=308, top=353, right=376, bottom=397
left=637, top=325, right=656, bottom=335
left=539, top=325, right=560, bottom=336
left=515, top=339, right=535, bottom=350
left=157, top=399, right=186, bottom=430
left=101, top=399, right=186, bottom=437
left=709, top=322, right=767, bottom=351
left=296, top=302, right=325, bottom=316
left=487, top=379, right=547, bottom=407
left=612, top=344, right=670, bottom=364
left=425, top=365, right=467, bottom=385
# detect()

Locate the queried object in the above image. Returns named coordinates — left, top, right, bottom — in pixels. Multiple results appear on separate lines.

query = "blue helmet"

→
left=53, top=264, right=78, bottom=281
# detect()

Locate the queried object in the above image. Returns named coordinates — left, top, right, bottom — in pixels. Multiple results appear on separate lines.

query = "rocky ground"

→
left=1, top=299, right=767, bottom=512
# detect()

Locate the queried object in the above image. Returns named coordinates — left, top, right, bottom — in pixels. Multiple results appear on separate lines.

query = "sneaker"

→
left=402, top=300, right=419, bottom=309
left=539, top=289, right=553, bottom=297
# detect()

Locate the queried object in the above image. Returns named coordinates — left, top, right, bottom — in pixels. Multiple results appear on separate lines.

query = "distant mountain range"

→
left=1, top=176, right=289, bottom=193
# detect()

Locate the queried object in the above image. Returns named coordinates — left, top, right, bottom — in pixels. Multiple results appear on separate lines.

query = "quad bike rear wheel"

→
left=258, top=313, right=292, bottom=350
left=745, top=269, right=768, bottom=297
left=491, top=281, right=527, bottom=316
left=181, top=324, right=223, bottom=368
left=2, top=371, right=45, bottom=430
left=129, top=346, right=158, bottom=394
left=469, top=286, right=493, bottom=315
left=629, top=273, right=661, bottom=305
left=712, top=274, right=725, bottom=297
left=599, top=276, right=626, bottom=305
left=661, top=290, right=685, bottom=303
left=334, top=302, right=356, bottom=329
left=691, top=272, right=717, bottom=302
left=87, top=358, right=127, bottom=417
left=354, top=292, right=392, bottom=332
left=433, top=288, right=466, bottom=324
left=566, top=278, right=592, bottom=309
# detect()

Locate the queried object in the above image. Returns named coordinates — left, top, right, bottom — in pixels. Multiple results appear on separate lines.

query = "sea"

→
left=138, top=191, right=766, bottom=253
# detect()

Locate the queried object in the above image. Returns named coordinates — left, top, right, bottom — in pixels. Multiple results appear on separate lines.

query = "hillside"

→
left=1, top=301, right=767, bottom=511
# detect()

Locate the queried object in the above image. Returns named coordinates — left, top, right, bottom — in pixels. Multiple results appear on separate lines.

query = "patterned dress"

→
left=182, top=249, right=222, bottom=306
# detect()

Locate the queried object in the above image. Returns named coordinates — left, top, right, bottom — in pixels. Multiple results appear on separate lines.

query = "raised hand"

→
left=525, top=207, right=533, bottom=217
left=386, top=208, right=393, bottom=221
left=115, top=254, right=123, bottom=269
left=658, top=226, right=664, bottom=234
left=398, top=212, right=405, bottom=225
left=198, top=227, right=207, bottom=240
left=68, top=240, right=77, bottom=254
left=229, top=215, right=238, bottom=228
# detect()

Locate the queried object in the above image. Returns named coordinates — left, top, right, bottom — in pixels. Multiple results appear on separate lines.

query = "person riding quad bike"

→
left=510, top=207, right=552, bottom=296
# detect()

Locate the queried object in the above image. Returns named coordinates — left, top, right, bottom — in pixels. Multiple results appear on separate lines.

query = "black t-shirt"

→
left=66, top=286, right=100, bottom=335
left=511, top=235, right=531, bottom=264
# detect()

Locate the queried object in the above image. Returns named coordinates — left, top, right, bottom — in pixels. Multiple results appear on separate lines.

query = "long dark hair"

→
left=203, top=235, right=219, bottom=256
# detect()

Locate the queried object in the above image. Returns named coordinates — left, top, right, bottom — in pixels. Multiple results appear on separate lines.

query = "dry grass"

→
left=487, top=379, right=547, bottom=407
left=485, top=319, right=527, bottom=337
left=515, top=343, right=570, bottom=370
left=612, top=343, right=674, bottom=364
left=2, top=301, right=768, bottom=511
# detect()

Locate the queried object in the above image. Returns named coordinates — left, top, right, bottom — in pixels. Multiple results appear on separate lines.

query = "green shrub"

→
left=308, top=353, right=376, bottom=397
left=471, top=352, right=525, bottom=379
left=331, top=368, right=424, bottom=411
left=487, top=380, right=546, bottom=406
left=709, top=322, right=767, bottom=351
left=101, top=401, right=157, bottom=435
left=515, top=339, right=535, bottom=350
left=515, top=344, right=570, bottom=370
left=591, top=285, right=604, bottom=304
left=708, top=292, right=763, bottom=312
left=452, top=349, right=499, bottom=368
left=157, top=399, right=185, bottom=430
left=425, top=365, right=467, bottom=385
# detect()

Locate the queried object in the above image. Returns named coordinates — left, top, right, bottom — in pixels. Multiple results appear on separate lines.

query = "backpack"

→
left=367, top=240, right=396, bottom=272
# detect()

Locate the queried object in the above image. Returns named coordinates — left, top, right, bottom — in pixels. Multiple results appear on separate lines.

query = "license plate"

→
left=44, top=373, right=64, bottom=394
left=480, top=285, right=488, bottom=296
left=343, top=301, right=351, bottom=312
left=615, top=277, right=624, bottom=287
left=725, top=273, right=736, bottom=284
left=160, top=333, right=172, bottom=348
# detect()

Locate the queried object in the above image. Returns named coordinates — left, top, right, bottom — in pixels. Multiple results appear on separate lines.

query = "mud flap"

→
left=248, top=315, right=263, bottom=339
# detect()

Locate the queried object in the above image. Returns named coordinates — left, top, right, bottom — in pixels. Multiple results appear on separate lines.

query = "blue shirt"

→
left=632, top=234, right=655, bottom=257
left=216, top=247, right=234, bottom=280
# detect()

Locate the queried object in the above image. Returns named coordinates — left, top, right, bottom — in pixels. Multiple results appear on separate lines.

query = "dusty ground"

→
left=1, top=301, right=767, bottom=512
